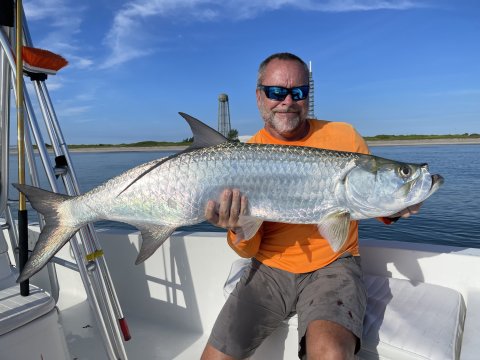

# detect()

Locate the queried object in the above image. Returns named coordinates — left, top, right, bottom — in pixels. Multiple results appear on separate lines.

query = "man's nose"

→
left=281, top=93, right=295, bottom=105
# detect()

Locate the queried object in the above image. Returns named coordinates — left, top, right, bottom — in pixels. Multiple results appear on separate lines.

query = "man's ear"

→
left=256, top=88, right=262, bottom=107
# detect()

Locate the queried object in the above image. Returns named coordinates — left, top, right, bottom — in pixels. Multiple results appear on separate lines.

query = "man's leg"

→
left=296, top=256, right=367, bottom=359
left=201, top=344, right=238, bottom=360
left=305, top=320, right=357, bottom=360
left=202, top=259, right=294, bottom=359
left=203, top=322, right=353, bottom=360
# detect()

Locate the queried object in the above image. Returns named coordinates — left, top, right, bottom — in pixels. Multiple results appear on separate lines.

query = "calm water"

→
left=6, top=145, right=480, bottom=249
left=360, top=145, right=480, bottom=248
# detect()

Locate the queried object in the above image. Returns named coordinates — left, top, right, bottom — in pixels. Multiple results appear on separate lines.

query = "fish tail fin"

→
left=13, top=183, right=78, bottom=283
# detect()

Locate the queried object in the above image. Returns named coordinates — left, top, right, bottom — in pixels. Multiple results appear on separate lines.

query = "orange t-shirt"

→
left=227, top=119, right=370, bottom=274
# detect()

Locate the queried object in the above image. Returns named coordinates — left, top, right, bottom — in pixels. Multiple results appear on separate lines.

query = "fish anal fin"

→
left=133, top=224, right=176, bottom=265
left=317, top=211, right=351, bottom=252
left=237, top=215, right=263, bottom=243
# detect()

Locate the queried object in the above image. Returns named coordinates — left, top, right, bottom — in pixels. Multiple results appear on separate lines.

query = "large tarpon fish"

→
left=14, top=113, right=443, bottom=282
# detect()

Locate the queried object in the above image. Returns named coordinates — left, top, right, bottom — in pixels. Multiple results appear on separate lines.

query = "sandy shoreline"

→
left=10, top=138, right=480, bottom=154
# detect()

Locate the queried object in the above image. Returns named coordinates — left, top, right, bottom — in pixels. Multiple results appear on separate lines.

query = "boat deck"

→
left=3, top=227, right=480, bottom=359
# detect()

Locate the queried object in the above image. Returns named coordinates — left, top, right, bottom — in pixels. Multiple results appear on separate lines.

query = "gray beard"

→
left=265, top=112, right=302, bottom=135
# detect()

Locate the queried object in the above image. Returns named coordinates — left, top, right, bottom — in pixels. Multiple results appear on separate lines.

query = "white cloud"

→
left=58, top=105, right=92, bottom=117
left=24, top=0, right=69, bottom=21
left=291, top=0, right=424, bottom=12
left=222, top=0, right=427, bottom=17
left=101, top=0, right=195, bottom=68
left=101, top=0, right=426, bottom=68
left=42, top=77, right=64, bottom=91
left=68, top=55, right=95, bottom=70
left=24, top=0, right=92, bottom=70
left=203, top=0, right=424, bottom=19
left=23, top=0, right=426, bottom=69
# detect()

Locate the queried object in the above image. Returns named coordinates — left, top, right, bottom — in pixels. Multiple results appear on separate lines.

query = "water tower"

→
left=218, top=93, right=231, bottom=137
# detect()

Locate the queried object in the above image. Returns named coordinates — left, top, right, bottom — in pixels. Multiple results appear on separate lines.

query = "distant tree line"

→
left=182, top=128, right=239, bottom=143
left=365, top=133, right=480, bottom=141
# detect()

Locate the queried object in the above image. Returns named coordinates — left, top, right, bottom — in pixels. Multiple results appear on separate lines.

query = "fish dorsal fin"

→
left=117, top=113, right=228, bottom=197
left=235, top=215, right=263, bottom=243
left=131, top=223, right=177, bottom=265
left=179, top=112, right=229, bottom=150
left=317, top=211, right=351, bottom=252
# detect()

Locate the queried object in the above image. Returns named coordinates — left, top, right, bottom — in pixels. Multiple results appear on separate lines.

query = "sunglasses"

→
left=258, top=85, right=309, bottom=101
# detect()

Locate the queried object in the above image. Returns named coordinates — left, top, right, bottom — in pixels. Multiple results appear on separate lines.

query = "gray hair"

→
left=257, top=53, right=309, bottom=86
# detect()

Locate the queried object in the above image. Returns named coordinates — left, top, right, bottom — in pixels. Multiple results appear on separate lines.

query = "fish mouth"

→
left=400, top=173, right=444, bottom=203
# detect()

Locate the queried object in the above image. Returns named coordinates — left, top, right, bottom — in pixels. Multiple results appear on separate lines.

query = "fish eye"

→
left=398, top=165, right=411, bottom=178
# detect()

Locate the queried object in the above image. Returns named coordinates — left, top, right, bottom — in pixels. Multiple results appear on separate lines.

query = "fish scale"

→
left=76, top=142, right=347, bottom=226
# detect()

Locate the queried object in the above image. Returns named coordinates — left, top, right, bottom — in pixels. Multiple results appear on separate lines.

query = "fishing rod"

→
left=15, top=0, right=29, bottom=296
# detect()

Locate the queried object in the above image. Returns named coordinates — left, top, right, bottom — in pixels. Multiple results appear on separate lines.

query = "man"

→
left=201, top=53, right=420, bottom=360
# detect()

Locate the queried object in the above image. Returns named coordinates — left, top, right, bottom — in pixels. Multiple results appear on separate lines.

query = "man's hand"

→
left=389, top=202, right=423, bottom=220
left=205, top=189, right=248, bottom=231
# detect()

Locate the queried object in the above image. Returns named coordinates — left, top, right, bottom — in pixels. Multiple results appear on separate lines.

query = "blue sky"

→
left=22, top=0, right=480, bottom=144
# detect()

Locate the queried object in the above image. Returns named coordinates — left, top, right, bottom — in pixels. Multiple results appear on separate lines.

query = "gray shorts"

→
left=208, top=256, right=367, bottom=359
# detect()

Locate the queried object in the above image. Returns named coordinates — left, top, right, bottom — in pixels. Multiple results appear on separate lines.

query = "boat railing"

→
left=0, top=8, right=131, bottom=359
left=0, top=27, right=11, bottom=218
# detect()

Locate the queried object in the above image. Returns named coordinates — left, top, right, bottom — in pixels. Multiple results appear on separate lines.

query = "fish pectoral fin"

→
left=317, top=211, right=351, bottom=252
left=133, top=224, right=177, bottom=265
left=237, top=215, right=263, bottom=242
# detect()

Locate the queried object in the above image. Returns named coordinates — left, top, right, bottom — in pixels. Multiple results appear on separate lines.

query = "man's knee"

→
left=201, top=343, right=239, bottom=360
left=305, top=320, right=357, bottom=360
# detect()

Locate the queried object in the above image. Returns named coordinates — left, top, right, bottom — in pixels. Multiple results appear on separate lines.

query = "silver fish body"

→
left=76, top=143, right=430, bottom=225
left=14, top=113, right=444, bottom=282
left=80, top=143, right=363, bottom=226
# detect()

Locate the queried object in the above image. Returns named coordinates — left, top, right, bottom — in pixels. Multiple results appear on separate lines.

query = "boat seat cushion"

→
left=224, top=259, right=466, bottom=360
left=0, top=283, right=55, bottom=336
left=359, top=274, right=465, bottom=360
